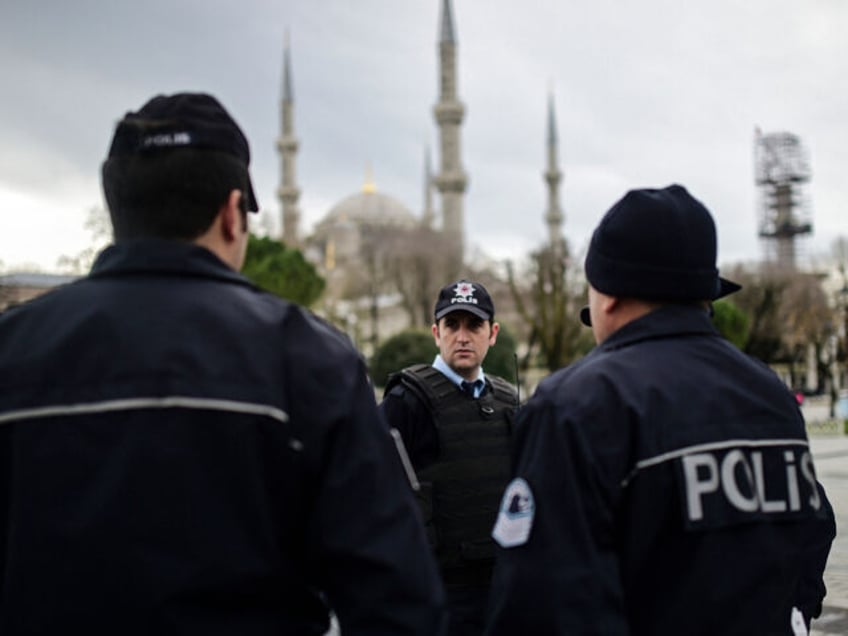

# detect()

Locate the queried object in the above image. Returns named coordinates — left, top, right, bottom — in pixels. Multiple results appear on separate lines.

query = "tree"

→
left=781, top=271, right=836, bottom=399
left=485, top=322, right=518, bottom=384
left=241, top=235, right=324, bottom=307
left=729, top=264, right=838, bottom=396
left=336, top=224, right=402, bottom=350
left=832, top=237, right=848, bottom=386
left=329, top=222, right=458, bottom=352
left=727, top=265, right=788, bottom=364
left=711, top=300, right=750, bottom=350
left=386, top=226, right=456, bottom=327
left=507, top=245, right=591, bottom=372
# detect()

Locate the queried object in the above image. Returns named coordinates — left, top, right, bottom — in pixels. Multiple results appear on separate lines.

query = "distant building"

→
left=309, top=176, right=419, bottom=292
left=0, top=273, right=78, bottom=312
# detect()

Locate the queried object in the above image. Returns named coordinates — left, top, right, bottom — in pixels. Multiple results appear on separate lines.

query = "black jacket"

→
left=0, top=240, right=446, bottom=635
left=487, top=306, right=835, bottom=636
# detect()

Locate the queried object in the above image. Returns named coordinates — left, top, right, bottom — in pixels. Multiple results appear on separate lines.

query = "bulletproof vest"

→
left=388, top=364, right=517, bottom=575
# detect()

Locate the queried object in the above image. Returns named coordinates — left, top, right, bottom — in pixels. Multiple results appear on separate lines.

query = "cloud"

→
left=1, top=0, right=846, bottom=272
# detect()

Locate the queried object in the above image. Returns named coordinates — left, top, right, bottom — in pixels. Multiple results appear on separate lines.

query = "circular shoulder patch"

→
left=491, top=477, right=535, bottom=548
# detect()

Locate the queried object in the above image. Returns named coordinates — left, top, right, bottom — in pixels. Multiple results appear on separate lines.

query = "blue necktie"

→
left=461, top=380, right=479, bottom=398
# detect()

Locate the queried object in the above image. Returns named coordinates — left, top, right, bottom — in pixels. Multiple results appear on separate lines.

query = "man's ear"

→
left=602, top=294, right=619, bottom=317
left=220, top=189, right=243, bottom=241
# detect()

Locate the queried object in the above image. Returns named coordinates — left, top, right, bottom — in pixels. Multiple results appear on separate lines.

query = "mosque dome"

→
left=320, top=187, right=417, bottom=230
left=310, top=176, right=420, bottom=273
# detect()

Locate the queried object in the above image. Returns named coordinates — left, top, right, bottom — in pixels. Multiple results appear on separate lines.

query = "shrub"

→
left=370, top=329, right=434, bottom=388
left=485, top=322, right=518, bottom=383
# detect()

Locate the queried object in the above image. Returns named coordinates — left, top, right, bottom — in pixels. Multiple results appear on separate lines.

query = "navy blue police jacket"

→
left=0, top=240, right=446, bottom=636
left=486, top=305, right=835, bottom=636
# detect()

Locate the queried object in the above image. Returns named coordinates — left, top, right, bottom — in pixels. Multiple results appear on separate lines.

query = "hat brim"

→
left=245, top=175, right=260, bottom=212
left=715, top=277, right=741, bottom=299
left=435, top=305, right=492, bottom=321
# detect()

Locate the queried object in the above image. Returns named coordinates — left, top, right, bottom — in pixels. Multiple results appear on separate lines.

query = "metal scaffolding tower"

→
left=754, top=129, right=813, bottom=270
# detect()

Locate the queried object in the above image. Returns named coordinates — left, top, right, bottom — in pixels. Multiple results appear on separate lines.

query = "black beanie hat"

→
left=580, top=184, right=740, bottom=325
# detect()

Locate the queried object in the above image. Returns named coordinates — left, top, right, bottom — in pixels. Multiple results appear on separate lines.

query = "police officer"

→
left=486, top=185, right=835, bottom=635
left=380, top=279, right=518, bottom=636
left=0, top=93, right=446, bottom=635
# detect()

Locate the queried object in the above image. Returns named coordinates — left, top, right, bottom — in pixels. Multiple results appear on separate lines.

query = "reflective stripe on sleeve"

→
left=621, top=438, right=809, bottom=488
left=0, top=396, right=289, bottom=426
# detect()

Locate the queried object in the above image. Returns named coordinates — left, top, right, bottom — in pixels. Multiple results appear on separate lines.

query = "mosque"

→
left=276, top=0, right=565, bottom=349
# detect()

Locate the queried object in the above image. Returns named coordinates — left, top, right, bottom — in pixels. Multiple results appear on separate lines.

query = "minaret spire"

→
left=277, top=31, right=301, bottom=246
left=440, top=0, right=456, bottom=43
left=433, top=0, right=468, bottom=277
left=422, top=146, right=435, bottom=229
left=283, top=31, right=293, bottom=102
left=544, top=89, right=565, bottom=257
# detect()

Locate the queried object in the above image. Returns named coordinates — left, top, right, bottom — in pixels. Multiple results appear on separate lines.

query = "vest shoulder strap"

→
left=486, top=374, right=519, bottom=406
left=384, top=363, right=460, bottom=415
left=385, top=365, right=518, bottom=412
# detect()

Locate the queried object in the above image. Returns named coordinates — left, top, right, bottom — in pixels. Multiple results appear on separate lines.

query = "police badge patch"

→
left=451, top=281, right=478, bottom=305
left=791, top=606, right=808, bottom=636
left=492, top=477, right=535, bottom=548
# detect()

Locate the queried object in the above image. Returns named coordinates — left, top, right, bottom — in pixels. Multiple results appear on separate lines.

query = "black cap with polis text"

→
left=105, top=92, right=260, bottom=212
left=434, top=280, right=495, bottom=321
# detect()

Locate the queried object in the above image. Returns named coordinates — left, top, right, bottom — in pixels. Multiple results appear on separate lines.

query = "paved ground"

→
left=809, top=433, right=848, bottom=635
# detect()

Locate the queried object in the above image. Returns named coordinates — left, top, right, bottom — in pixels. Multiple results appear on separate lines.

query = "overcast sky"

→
left=1, top=0, right=846, bottom=273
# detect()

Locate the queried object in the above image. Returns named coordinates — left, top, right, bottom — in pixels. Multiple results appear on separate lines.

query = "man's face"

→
left=432, top=310, right=499, bottom=380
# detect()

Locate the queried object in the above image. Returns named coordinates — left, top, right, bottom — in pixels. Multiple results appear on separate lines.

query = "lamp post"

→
left=839, top=281, right=848, bottom=390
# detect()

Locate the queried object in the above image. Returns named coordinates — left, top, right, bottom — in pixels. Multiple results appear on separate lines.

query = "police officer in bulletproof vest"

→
left=380, top=279, right=519, bottom=635
left=486, top=184, right=836, bottom=635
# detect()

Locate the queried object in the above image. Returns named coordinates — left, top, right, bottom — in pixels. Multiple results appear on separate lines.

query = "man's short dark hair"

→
left=102, top=148, right=250, bottom=242
left=101, top=92, right=257, bottom=242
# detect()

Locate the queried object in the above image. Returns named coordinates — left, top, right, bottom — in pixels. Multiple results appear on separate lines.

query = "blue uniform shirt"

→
left=433, top=354, right=486, bottom=398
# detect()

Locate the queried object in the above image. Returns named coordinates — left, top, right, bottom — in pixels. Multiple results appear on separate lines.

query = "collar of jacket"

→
left=89, top=239, right=255, bottom=288
left=598, top=305, right=719, bottom=352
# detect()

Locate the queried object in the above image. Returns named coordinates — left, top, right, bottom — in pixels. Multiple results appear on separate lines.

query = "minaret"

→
left=433, top=0, right=468, bottom=273
left=277, top=33, right=301, bottom=246
left=544, top=90, right=565, bottom=257
left=421, top=147, right=436, bottom=229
